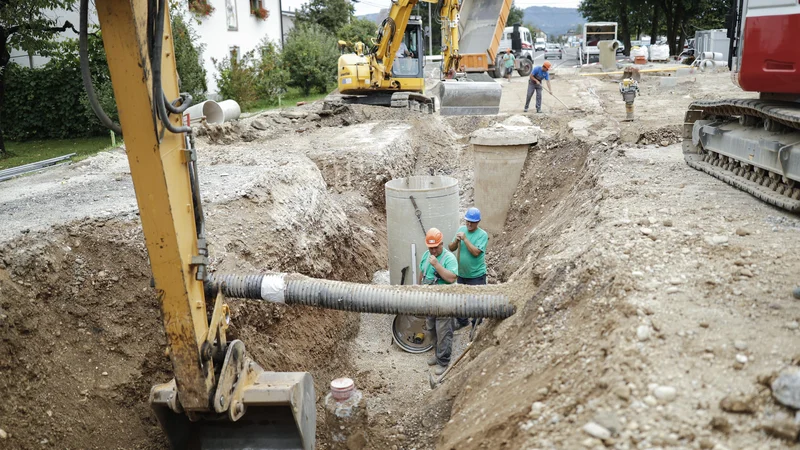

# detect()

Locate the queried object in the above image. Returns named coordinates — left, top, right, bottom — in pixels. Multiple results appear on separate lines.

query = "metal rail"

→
left=0, top=153, right=77, bottom=182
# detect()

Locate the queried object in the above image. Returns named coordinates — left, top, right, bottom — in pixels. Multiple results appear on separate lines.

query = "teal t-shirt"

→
left=419, top=249, right=458, bottom=285
left=452, top=225, right=488, bottom=278
left=503, top=53, right=515, bottom=68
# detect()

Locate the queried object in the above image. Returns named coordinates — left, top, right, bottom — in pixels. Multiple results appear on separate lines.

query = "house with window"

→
left=184, top=0, right=284, bottom=97
left=9, top=0, right=285, bottom=98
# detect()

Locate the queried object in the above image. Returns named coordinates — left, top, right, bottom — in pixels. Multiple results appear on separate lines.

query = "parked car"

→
left=544, top=43, right=563, bottom=59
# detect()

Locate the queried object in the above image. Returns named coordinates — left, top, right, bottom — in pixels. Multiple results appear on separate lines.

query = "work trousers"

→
left=426, top=316, right=453, bottom=366
left=456, top=274, right=487, bottom=327
left=525, top=81, right=543, bottom=111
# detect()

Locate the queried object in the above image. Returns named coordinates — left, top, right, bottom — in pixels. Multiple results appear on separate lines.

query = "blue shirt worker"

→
left=448, top=207, right=489, bottom=330
left=418, top=227, right=458, bottom=375
left=524, top=60, right=553, bottom=113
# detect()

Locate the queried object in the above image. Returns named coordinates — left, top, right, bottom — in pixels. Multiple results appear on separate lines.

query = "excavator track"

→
left=683, top=99, right=800, bottom=212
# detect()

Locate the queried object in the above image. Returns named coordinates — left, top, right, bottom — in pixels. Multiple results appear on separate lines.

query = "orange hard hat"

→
left=425, top=228, right=443, bottom=248
left=543, top=61, right=552, bottom=69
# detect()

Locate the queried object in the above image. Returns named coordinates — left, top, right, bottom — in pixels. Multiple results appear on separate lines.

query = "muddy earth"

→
left=1, top=67, right=799, bottom=450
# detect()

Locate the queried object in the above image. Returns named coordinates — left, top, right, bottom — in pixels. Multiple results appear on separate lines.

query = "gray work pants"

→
left=525, top=81, right=543, bottom=111
left=426, top=316, right=453, bottom=365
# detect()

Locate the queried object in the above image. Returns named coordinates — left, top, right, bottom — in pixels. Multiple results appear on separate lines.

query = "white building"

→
left=184, top=0, right=284, bottom=96
left=9, top=0, right=286, bottom=98
left=282, top=9, right=296, bottom=45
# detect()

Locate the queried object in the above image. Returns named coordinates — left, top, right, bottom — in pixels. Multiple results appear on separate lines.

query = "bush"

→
left=337, top=17, right=377, bottom=47
left=1, top=18, right=207, bottom=142
left=172, top=13, right=208, bottom=101
left=212, top=50, right=258, bottom=108
left=282, top=24, right=338, bottom=95
left=1, top=36, right=116, bottom=141
left=254, top=38, right=289, bottom=104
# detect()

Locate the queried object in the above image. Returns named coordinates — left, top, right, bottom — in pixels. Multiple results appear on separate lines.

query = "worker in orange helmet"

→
left=418, top=227, right=458, bottom=375
left=524, top=60, right=553, bottom=113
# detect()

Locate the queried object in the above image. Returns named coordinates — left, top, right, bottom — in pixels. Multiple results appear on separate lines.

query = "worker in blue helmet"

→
left=448, top=207, right=489, bottom=334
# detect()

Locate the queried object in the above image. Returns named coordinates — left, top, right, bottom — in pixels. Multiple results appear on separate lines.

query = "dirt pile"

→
left=0, top=138, right=389, bottom=448
left=636, top=125, right=682, bottom=147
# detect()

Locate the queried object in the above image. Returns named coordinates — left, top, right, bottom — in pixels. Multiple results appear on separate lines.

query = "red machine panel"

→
left=738, top=11, right=800, bottom=94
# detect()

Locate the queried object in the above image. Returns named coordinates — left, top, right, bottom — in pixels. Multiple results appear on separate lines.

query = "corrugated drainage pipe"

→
left=207, top=273, right=515, bottom=319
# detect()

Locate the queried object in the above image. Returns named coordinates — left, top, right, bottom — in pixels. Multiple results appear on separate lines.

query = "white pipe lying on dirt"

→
left=218, top=99, right=241, bottom=123
left=183, top=100, right=224, bottom=126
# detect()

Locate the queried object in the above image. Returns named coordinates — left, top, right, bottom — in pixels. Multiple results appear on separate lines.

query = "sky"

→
left=281, top=0, right=581, bottom=16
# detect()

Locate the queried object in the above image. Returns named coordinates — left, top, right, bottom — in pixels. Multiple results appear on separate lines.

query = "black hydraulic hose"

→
left=79, top=0, right=122, bottom=135
left=151, top=0, right=191, bottom=134
left=164, top=93, right=193, bottom=114
left=207, top=273, right=516, bottom=319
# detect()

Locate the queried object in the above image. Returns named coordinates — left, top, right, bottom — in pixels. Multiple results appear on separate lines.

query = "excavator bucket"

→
left=151, top=342, right=316, bottom=450
left=436, top=76, right=503, bottom=116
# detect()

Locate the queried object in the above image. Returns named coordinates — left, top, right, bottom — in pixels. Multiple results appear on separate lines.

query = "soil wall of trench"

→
left=0, top=105, right=485, bottom=449
left=0, top=103, right=660, bottom=450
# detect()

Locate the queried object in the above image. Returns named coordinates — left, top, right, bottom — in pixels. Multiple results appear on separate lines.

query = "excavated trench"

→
left=0, top=105, right=611, bottom=449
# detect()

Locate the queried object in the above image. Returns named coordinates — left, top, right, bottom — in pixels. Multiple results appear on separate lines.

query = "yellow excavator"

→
left=80, top=0, right=515, bottom=447
left=335, top=0, right=504, bottom=115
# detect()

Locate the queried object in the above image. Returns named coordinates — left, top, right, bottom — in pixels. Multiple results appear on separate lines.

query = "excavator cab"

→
left=392, top=19, right=425, bottom=79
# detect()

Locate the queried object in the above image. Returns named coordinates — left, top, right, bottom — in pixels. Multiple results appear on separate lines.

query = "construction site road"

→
left=0, top=66, right=799, bottom=450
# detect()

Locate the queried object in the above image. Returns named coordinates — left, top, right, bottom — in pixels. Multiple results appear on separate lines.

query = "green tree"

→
left=172, top=12, right=208, bottom=101
left=1, top=0, right=78, bottom=155
left=337, top=17, right=378, bottom=46
left=254, top=38, right=288, bottom=104
left=212, top=49, right=257, bottom=108
left=295, top=0, right=354, bottom=35
left=282, top=24, right=338, bottom=95
left=508, top=1, right=525, bottom=26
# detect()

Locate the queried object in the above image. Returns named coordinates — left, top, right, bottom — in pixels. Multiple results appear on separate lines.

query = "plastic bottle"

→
left=324, top=377, right=368, bottom=449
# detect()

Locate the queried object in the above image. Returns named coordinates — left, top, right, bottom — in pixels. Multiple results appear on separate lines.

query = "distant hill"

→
left=520, top=6, right=584, bottom=37
left=360, top=10, right=389, bottom=24
left=358, top=6, right=584, bottom=38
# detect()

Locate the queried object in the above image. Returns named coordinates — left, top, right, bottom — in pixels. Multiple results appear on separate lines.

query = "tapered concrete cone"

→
left=471, top=125, right=538, bottom=237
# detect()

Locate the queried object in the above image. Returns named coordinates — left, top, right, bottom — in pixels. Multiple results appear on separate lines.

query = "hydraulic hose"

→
left=207, top=273, right=516, bottom=319
left=79, top=0, right=122, bottom=135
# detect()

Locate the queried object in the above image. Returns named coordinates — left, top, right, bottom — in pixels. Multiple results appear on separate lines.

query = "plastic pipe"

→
left=207, top=273, right=516, bottom=319
left=218, top=99, right=241, bottom=123
left=183, top=100, right=224, bottom=126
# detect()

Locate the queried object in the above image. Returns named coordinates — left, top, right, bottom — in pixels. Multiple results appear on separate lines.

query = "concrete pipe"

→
left=385, top=176, right=460, bottom=286
left=218, top=99, right=241, bottom=123
left=470, top=125, right=538, bottom=237
left=183, top=100, right=223, bottom=126
left=701, top=51, right=724, bottom=61
left=207, top=273, right=516, bottom=319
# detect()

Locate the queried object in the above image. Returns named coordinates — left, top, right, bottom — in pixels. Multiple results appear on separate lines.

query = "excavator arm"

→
left=439, top=0, right=462, bottom=76
left=93, top=0, right=316, bottom=447
left=90, top=0, right=515, bottom=445
left=370, top=0, right=437, bottom=87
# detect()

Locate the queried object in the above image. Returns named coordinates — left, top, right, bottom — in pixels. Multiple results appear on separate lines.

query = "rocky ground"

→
left=1, top=66, right=799, bottom=450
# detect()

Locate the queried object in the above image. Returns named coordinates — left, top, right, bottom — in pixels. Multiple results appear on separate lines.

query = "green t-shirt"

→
left=503, top=53, right=515, bottom=68
left=452, top=225, right=488, bottom=278
left=419, top=249, right=458, bottom=285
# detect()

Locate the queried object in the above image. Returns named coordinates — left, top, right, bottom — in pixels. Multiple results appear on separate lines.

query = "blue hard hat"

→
left=465, top=207, right=481, bottom=222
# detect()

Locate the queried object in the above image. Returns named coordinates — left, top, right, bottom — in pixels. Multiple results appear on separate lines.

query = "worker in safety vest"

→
left=448, top=207, right=489, bottom=331
left=418, top=227, right=458, bottom=375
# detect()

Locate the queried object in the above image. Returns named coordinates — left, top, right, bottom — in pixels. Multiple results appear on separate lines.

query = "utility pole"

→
left=428, top=2, right=433, bottom=56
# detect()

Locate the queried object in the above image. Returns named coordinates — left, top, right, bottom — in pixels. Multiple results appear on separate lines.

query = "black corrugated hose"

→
left=207, top=273, right=516, bottom=319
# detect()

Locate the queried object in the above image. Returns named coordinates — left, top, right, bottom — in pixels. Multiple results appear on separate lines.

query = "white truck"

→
left=579, top=22, right=617, bottom=64
left=535, top=37, right=546, bottom=51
